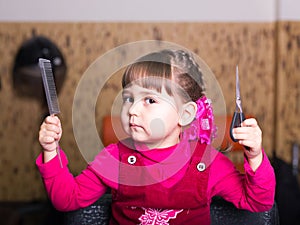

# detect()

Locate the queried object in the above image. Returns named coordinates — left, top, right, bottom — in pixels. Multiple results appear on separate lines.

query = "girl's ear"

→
left=179, top=101, right=197, bottom=126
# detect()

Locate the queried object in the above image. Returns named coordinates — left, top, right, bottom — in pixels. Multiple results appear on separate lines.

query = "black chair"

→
left=210, top=197, right=279, bottom=225
left=64, top=194, right=112, bottom=225
left=64, top=194, right=279, bottom=225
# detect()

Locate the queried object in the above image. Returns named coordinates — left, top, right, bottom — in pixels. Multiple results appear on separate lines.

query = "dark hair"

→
left=122, top=49, right=205, bottom=102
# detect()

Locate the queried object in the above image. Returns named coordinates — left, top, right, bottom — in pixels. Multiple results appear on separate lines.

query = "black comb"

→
left=39, top=58, right=63, bottom=167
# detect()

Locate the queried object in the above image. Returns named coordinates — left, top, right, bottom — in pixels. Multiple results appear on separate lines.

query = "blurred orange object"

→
left=102, top=116, right=127, bottom=146
left=102, top=115, right=252, bottom=151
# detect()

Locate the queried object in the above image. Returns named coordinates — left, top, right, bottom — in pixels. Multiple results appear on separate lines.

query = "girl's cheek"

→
left=120, top=112, right=130, bottom=132
left=120, top=107, right=128, bottom=119
left=149, top=118, right=165, bottom=137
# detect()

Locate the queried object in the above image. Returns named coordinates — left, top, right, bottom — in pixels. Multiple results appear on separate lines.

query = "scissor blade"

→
left=236, top=65, right=240, bottom=99
left=236, top=65, right=242, bottom=112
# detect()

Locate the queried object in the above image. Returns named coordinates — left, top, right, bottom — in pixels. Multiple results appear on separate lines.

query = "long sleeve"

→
left=36, top=150, right=107, bottom=211
left=208, top=150, right=276, bottom=212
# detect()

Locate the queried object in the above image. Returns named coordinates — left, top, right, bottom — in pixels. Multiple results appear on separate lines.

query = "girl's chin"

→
left=128, top=136, right=158, bottom=147
left=132, top=139, right=175, bottom=150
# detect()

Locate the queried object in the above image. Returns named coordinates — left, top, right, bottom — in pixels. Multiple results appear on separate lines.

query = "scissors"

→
left=229, top=65, right=250, bottom=150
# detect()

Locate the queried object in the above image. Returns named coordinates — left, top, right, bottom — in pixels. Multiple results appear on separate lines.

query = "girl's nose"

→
left=128, top=100, right=142, bottom=116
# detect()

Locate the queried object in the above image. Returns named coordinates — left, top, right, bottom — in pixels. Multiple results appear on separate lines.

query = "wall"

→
left=0, top=0, right=299, bottom=201
left=0, top=0, right=276, bottom=22
left=276, top=21, right=300, bottom=156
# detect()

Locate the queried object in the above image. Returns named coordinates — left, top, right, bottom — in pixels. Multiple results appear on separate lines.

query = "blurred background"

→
left=0, top=0, right=299, bottom=224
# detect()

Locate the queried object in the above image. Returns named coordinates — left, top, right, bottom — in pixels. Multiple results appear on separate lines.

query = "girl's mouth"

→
left=130, top=123, right=140, bottom=128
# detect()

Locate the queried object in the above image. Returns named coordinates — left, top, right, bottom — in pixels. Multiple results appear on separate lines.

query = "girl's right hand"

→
left=39, top=116, right=62, bottom=153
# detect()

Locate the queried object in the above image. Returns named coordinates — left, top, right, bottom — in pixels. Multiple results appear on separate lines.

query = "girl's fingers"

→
left=241, top=118, right=258, bottom=128
left=39, top=128, right=61, bottom=141
left=45, top=116, right=61, bottom=126
left=40, top=135, right=55, bottom=144
left=41, top=118, right=62, bottom=135
left=39, top=116, right=62, bottom=152
left=238, top=139, right=256, bottom=148
left=232, top=118, right=262, bottom=150
left=39, top=129, right=60, bottom=141
left=45, top=124, right=61, bottom=134
left=233, top=127, right=261, bottom=142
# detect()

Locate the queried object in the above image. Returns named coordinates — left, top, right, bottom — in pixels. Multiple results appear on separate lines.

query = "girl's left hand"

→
left=232, top=118, right=263, bottom=171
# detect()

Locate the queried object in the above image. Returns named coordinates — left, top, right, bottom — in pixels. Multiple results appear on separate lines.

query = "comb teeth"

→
left=39, top=58, right=60, bottom=115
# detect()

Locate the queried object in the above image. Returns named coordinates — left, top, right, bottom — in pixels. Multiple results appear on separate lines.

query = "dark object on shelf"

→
left=12, top=36, right=66, bottom=104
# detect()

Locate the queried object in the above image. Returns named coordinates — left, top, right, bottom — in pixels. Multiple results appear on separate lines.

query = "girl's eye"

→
left=145, top=97, right=156, bottom=104
left=123, top=96, right=133, bottom=103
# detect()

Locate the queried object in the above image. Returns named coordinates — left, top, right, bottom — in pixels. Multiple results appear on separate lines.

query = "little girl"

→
left=37, top=49, right=275, bottom=225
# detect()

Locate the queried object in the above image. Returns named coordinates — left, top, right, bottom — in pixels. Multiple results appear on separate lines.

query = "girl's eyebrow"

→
left=139, top=90, right=160, bottom=96
left=122, top=90, right=130, bottom=95
left=122, top=89, right=160, bottom=96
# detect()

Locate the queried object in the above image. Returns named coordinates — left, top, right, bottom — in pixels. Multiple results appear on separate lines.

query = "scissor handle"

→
left=229, top=112, right=250, bottom=151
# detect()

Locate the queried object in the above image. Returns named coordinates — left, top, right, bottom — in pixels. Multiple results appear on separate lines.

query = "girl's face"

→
left=121, top=84, right=183, bottom=149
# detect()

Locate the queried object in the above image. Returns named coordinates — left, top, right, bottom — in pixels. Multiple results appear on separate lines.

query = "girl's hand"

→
left=232, top=118, right=263, bottom=171
left=39, top=116, right=62, bottom=153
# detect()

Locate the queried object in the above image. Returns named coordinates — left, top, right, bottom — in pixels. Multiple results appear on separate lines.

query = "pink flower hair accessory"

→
left=183, top=95, right=216, bottom=144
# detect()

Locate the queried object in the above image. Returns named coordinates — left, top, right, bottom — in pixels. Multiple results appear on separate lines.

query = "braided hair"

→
left=122, top=49, right=205, bottom=103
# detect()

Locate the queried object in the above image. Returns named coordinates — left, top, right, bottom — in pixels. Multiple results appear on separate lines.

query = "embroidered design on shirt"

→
left=138, top=208, right=183, bottom=225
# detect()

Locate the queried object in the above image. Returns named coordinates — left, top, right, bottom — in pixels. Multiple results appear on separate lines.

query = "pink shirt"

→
left=36, top=141, right=275, bottom=223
